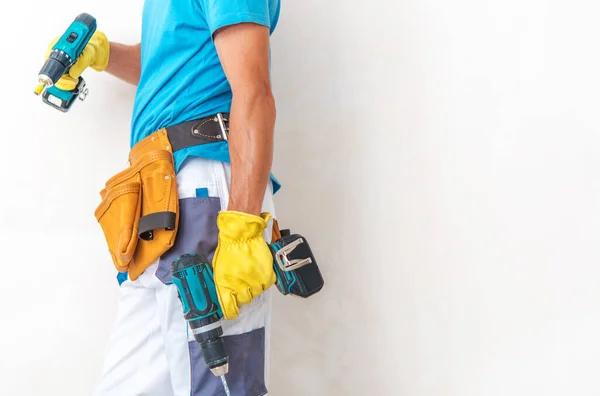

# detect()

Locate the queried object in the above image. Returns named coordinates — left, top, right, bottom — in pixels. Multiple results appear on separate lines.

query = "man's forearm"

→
left=105, top=42, right=141, bottom=86
left=227, top=90, right=276, bottom=216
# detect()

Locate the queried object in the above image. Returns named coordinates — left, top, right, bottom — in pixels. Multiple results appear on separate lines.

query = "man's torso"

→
left=131, top=0, right=281, bottom=150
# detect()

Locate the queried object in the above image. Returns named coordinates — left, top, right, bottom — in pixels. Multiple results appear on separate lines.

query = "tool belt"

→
left=94, top=113, right=230, bottom=280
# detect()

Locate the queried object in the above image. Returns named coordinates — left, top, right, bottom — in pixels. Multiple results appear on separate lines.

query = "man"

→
left=48, top=0, right=282, bottom=395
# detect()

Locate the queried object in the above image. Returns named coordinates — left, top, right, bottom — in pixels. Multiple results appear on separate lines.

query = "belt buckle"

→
left=275, top=238, right=312, bottom=272
left=216, top=113, right=229, bottom=141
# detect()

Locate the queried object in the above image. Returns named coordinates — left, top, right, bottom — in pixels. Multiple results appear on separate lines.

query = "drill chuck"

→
left=201, top=339, right=229, bottom=376
left=38, top=52, right=74, bottom=88
left=187, top=302, right=229, bottom=376
left=171, top=254, right=229, bottom=377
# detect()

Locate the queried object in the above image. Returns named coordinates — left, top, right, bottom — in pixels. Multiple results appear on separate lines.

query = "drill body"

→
left=171, top=254, right=229, bottom=376
left=35, top=13, right=97, bottom=112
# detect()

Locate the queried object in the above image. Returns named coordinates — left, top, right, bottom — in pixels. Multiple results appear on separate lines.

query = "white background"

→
left=1, top=0, right=599, bottom=395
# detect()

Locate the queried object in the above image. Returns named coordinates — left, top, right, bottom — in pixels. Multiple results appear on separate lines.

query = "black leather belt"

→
left=165, top=112, right=230, bottom=152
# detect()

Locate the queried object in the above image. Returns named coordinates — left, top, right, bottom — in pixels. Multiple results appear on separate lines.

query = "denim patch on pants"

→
left=156, top=196, right=221, bottom=285
left=190, top=327, right=268, bottom=396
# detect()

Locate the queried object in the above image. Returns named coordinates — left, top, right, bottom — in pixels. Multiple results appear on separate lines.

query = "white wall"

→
left=1, top=0, right=599, bottom=395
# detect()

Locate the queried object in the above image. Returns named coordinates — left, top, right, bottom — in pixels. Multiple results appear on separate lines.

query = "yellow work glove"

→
left=213, top=211, right=277, bottom=320
left=45, top=30, right=110, bottom=91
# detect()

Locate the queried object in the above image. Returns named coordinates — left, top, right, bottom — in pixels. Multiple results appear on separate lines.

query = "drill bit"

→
left=220, top=375, right=231, bottom=396
left=34, top=83, right=45, bottom=96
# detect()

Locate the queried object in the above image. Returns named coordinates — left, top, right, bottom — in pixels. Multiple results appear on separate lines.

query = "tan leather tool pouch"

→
left=94, top=170, right=143, bottom=273
left=94, top=130, right=179, bottom=280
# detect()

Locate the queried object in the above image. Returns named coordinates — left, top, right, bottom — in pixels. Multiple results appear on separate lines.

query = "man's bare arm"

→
left=105, top=42, right=141, bottom=86
left=213, top=23, right=275, bottom=216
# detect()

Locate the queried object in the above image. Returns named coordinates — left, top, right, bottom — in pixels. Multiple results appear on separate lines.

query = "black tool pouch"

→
left=269, top=230, right=325, bottom=298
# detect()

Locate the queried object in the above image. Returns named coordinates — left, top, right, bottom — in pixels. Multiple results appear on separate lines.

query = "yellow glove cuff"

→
left=88, top=30, right=110, bottom=72
left=216, top=211, right=271, bottom=242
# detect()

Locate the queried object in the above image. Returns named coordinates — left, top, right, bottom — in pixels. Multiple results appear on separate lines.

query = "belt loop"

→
left=217, top=113, right=229, bottom=141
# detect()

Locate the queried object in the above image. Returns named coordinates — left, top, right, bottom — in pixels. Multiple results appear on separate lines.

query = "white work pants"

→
left=92, top=156, right=275, bottom=396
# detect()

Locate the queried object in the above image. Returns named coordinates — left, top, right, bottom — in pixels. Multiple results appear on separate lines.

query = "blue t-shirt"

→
left=130, top=0, right=281, bottom=193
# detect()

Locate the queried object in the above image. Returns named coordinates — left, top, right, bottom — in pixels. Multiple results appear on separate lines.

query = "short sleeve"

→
left=199, top=0, right=271, bottom=35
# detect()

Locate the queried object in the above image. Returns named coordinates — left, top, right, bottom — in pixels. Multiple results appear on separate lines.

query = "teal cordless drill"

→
left=171, top=254, right=232, bottom=394
left=34, top=13, right=97, bottom=112
left=171, top=230, right=324, bottom=394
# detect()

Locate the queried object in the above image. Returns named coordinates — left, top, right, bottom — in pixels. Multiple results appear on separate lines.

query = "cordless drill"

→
left=171, top=230, right=324, bottom=391
left=171, top=254, right=229, bottom=376
left=34, top=13, right=97, bottom=112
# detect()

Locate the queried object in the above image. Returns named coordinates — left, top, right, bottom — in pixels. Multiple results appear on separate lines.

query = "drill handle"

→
left=171, top=254, right=223, bottom=321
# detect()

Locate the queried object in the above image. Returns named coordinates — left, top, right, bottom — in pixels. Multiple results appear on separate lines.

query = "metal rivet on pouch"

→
left=165, top=176, right=170, bottom=180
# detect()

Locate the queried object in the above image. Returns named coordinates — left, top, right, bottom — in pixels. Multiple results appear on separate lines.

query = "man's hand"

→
left=211, top=22, right=277, bottom=319
left=213, top=211, right=277, bottom=320
left=44, top=31, right=141, bottom=87
left=45, top=30, right=110, bottom=91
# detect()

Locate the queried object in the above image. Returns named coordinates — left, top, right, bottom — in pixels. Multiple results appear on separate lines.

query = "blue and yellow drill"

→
left=33, top=13, right=97, bottom=112
left=171, top=229, right=324, bottom=395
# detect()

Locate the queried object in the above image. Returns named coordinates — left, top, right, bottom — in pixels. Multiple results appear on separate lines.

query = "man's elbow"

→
left=232, top=81, right=276, bottom=118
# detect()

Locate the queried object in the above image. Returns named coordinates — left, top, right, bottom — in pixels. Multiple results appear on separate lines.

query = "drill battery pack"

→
left=41, top=76, right=88, bottom=112
left=269, top=228, right=325, bottom=298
